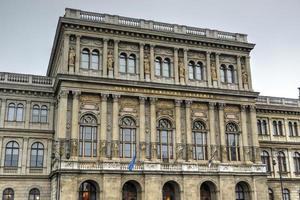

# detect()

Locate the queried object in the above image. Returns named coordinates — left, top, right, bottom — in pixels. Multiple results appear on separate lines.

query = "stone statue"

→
left=144, top=56, right=150, bottom=74
left=68, top=47, right=76, bottom=66
left=71, top=140, right=78, bottom=156
left=176, top=144, right=183, bottom=160
left=178, top=59, right=185, bottom=78
left=242, top=66, right=248, bottom=84
left=107, top=50, right=114, bottom=70
left=100, top=141, right=106, bottom=157
left=113, top=142, right=119, bottom=157
left=211, top=62, right=217, bottom=80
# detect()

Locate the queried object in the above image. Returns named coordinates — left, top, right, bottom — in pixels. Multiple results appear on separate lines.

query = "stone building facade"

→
left=0, top=8, right=299, bottom=200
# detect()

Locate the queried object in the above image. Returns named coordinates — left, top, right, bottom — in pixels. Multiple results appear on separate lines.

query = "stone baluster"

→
left=75, top=35, right=81, bottom=74
left=183, top=49, right=188, bottom=85
left=185, top=100, right=192, bottom=161
left=113, top=40, right=119, bottom=78
left=218, top=103, right=226, bottom=162
left=150, top=97, right=157, bottom=160
left=240, top=105, right=249, bottom=162
left=100, top=94, right=109, bottom=158
left=174, top=48, right=179, bottom=84
left=102, top=38, right=108, bottom=77
left=237, top=55, right=243, bottom=90
left=175, top=100, right=182, bottom=161
left=139, top=97, right=146, bottom=159
left=112, top=94, right=120, bottom=159
left=139, top=43, right=144, bottom=81
left=206, top=52, right=212, bottom=87
left=150, top=44, right=155, bottom=81
left=71, top=90, right=80, bottom=158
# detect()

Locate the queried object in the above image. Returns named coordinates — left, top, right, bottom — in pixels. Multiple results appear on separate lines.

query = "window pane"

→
left=155, top=59, right=161, bottom=76
left=162, top=60, right=170, bottom=77
left=189, top=64, right=194, bottom=79
left=119, top=54, right=126, bottom=73
left=124, top=144, right=131, bottom=157
left=7, top=105, right=15, bottom=121
left=220, top=66, right=226, bottom=82
left=91, top=51, right=99, bottom=70
left=195, top=66, right=201, bottom=80
left=81, top=50, right=89, bottom=69
left=128, top=55, right=136, bottom=73
left=84, top=142, right=92, bottom=157
left=16, top=106, right=23, bottom=122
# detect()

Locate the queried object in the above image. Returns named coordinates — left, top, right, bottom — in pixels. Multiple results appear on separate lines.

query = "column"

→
left=183, top=49, right=188, bottom=84
left=150, top=44, right=155, bottom=81
left=175, top=100, right=182, bottom=160
left=139, top=43, right=144, bottom=81
left=206, top=52, right=212, bottom=87
left=112, top=94, right=120, bottom=159
left=284, top=118, right=289, bottom=141
left=240, top=105, right=249, bottom=162
left=49, top=102, right=55, bottom=132
left=21, top=138, right=28, bottom=173
left=236, top=56, right=243, bottom=89
left=185, top=100, right=192, bottom=161
left=57, top=90, right=68, bottom=158
left=208, top=103, right=216, bottom=160
left=71, top=91, right=80, bottom=158
left=113, top=40, right=119, bottom=78
left=102, top=38, right=108, bottom=77
left=218, top=103, right=226, bottom=162
left=100, top=94, right=108, bottom=158
left=25, top=100, right=31, bottom=129
left=150, top=97, right=157, bottom=160
left=75, top=35, right=81, bottom=74
left=245, top=56, right=252, bottom=90
left=0, top=98, right=6, bottom=128
left=250, top=105, right=260, bottom=162
left=215, top=53, right=221, bottom=87
left=63, top=34, right=70, bottom=73
left=174, top=48, right=179, bottom=84
left=139, top=97, right=146, bottom=159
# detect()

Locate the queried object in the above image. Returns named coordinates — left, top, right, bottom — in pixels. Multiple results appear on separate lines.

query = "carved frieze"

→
left=219, top=55, right=237, bottom=64
left=80, top=37, right=103, bottom=46
left=80, top=94, right=100, bottom=111
left=119, top=42, right=139, bottom=52
left=187, top=50, right=206, bottom=60
left=154, top=47, right=173, bottom=56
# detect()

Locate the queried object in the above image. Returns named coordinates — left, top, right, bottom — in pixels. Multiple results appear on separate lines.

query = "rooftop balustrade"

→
left=0, top=72, right=54, bottom=87
left=65, top=8, right=248, bottom=43
left=256, top=96, right=300, bottom=107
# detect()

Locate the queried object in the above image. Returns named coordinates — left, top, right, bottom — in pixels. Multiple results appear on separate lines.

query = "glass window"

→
left=278, top=151, right=287, bottom=172
left=227, top=65, right=234, bottom=83
left=3, top=188, right=14, bottom=200
left=120, top=117, right=136, bottom=158
left=157, top=119, right=173, bottom=160
left=4, top=141, right=19, bottom=167
left=32, top=105, right=40, bottom=123
left=28, top=188, right=40, bottom=200
left=91, top=50, right=99, bottom=70
left=226, top=123, right=240, bottom=161
left=220, top=64, right=226, bottom=82
left=192, top=121, right=207, bottom=160
left=122, top=182, right=137, bottom=200
left=294, top=152, right=300, bottom=173
left=79, top=115, right=98, bottom=157
left=40, top=105, right=48, bottom=123
left=30, top=142, right=44, bottom=168
left=155, top=57, right=162, bottom=76
left=162, top=58, right=171, bottom=77
left=235, top=183, right=249, bottom=200
left=128, top=54, right=136, bottom=74
left=283, top=189, right=290, bottom=200
left=273, top=121, right=278, bottom=136
left=81, top=49, right=90, bottom=69
left=257, top=120, right=262, bottom=135
left=7, top=103, right=15, bottom=121
left=195, top=62, right=203, bottom=80
left=261, top=151, right=271, bottom=172
left=79, top=181, right=97, bottom=200
left=268, top=188, right=274, bottom=200
left=16, top=103, right=24, bottom=122
left=119, top=53, right=127, bottom=73
left=262, top=120, right=268, bottom=135
left=278, top=121, right=283, bottom=135
left=294, top=122, right=299, bottom=136
left=188, top=61, right=194, bottom=80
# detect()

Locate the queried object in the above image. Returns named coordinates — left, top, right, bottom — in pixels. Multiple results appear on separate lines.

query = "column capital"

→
left=183, top=48, right=188, bottom=53
left=175, top=100, right=182, bottom=107
left=150, top=97, right=157, bottom=104
left=237, top=55, right=242, bottom=59
left=185, top=100, right=192, bottom=107
left=150, top=44, right=155, bottom=49
left=174, top=47, right=179, bottom=51
left=249, top=105, right=256, bottom=112
left=215, top=52, right=220, bottom=56
left=114, top=39, right=120, bottom=43
left=58, top=90, right=69, bottom=99
left=72, top=90, right=81, bottom=99
left=101, top=93, right=109, bottom=101
left=218, top=103, right=225, bottom=110
left=75, top=34, right=81, bottom=39
left=209, top=102, right=216, bottom=109
left=240, top=105, right=247, bottom=112
left=139, top=96, right=146, bottom=103
left=112, top=94, right=121, bottom=101
left=103, top=38, right=109, bottom=42
left=139, top=42, right=145, bottom=46
left=206, top=51, right=211, bottom=55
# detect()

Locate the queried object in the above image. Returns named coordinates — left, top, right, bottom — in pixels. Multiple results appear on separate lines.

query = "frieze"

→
left=154, top=47, right=173, bottom=55
left=119, top=42, right=139, bottom=51
left=219, top=55, right=237, bottom=64
left=187, top=51, right=206, bottom=60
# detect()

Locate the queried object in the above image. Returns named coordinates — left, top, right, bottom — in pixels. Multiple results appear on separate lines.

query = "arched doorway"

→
left=122, top=180, right=141, bottom=200
left=235, top=182, right=251, bottom=200
left=79, top=180, right=98, bottom=200
left=200, top=181, right=217, bottom=200
left=162, top=181, right=180, bottom=200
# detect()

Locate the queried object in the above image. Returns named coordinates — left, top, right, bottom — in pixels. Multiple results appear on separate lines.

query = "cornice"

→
left=0, top=128, right=54, bottom=135
left=256, top=106, right=300, bottom=115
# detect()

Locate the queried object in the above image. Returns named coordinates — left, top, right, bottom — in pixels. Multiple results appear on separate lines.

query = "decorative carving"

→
left=71, top=140, right=78, bottom=156
left=178, top=59, right=185, bottom=78
left=144, top=55, right=150, bottom=74
left=68, top=47, right=76, bottom=66
left=176, top=144, right=183, bottom=160
left=241, top=64, right=248, bottom=84
left=107, top=50, right=114, bottom=70
left=175, top=100, right=182, bottom=107
left=101, top=94, right=109, bottom=101
left=211, top=61, right=218, bottom=81
left=100, top=141, right=106, bottom=157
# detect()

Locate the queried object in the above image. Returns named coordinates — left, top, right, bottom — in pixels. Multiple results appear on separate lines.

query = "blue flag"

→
left=128, top=155, right=136, bottom=171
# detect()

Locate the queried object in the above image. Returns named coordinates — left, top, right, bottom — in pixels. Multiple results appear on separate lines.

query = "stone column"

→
left=0, top=98, right=6, bottom=128
left=150, top=97, right=157, bottom=160
left=71, top=91, right=80, bottom=158
left=174, top=48, right=179, bottom=84
left=139, top=43, right=144, bottom=81
left=150, top=44, right=155, bottom=81
left=100, top=94, right=108, bottom=158
left=112, top=94, right=120, bottom=159
left=215, top=53, right=221, bottom=87
left=139, top=97, right=146, bottom=160
left=49, top=102, right=55, bottom=132
left=25, top=100, right=31, bottom=129
left=183, top=49, right=188, bottom=84
left=237, top=55, right=243, bottom=90
left=102, top=38, right=108, bottom=77
left=63, top=34, right=70, bottom=73
left=113, top=40, right=119, bottom=78
left=185, top=100, right=192, bottom=161
left=208, top=103, right=217, bottom=160
left=284, top=118, right=289, bottom=141
left=240, top=105, right=249, bottom=162
left=218, top=103, right=226, bottom=162
left=57, top=90, right=68, bottom=158
left=21, top=138, right=28, bottom=173
left=175, top=100, right=182, bottom=160
left=75, top=35, right=81, bottom=74
left=206, top=52, right=212, bottom=87
left=245, top=56, right=253, bottom=90
left=250, top=105, right=260, bottom=162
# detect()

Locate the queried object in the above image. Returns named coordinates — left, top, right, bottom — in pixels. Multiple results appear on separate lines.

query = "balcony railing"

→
left=257, top=96, right=300, bottom=107
left=65, top=8, right=248, bottom=43
left=0, top=72, right=54, bottom=87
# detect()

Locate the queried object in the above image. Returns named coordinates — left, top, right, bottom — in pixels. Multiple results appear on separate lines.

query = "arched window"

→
left=155, top=57, right=162, bottom=76
left=257, top=120, right=262, bottom=135
left=79, top=115, right=98, bottom=157
left=162, top=181, right=180, bottom=200
left=28, top=188, right=40, bottom=200
left=81, top=48, right=90, bottom=69
left=157, top=119, right=173, bottom=160
left=16, top=103, right=24, bottom=122
left=79, top=181, right=97, bottom=200
left=189, top=61, right=203, bottom=80
left=294, top=122, right=299, bottom=136
left=278, top=121, right=283, bottom=135
left=294, top=152, right=300, bottom=173
left=7, top=103, right=16, bottom=121
left=4, top=141, right=19, bottom=167
left=188, top=61, right=195, bottom=80
left=261, top=151, right=271, bottom=172
left=128, top=54, right=136, bottom=74
left=119, top=53, right=127, bottom=73
left=32, top=105, right=40, bottom=123
left=226, top=123, right=240, bottom=161
left=91, top=50, right=100, bottom=70
left=283, top=189, right=290, bottom=200
left=227, top=65, right=234, bottom=83
left=122, top=181, right=139, bottom=200
left=268, top=188, right=274, bottom=200
left=273, top=121, right=278, bottom=136
left=162, top=58, right=171, bottom=77
left=220, top=64, right=226, bottom=82
left=40, top=105, right=48, bottom=123
left=278, top=151, right=287, bottom=172
left=192, top=120, right=207, bottom=160
left=120, top=117, right=136, bottom=158
left=30, top=142, right=44, bottom=168
left=3, top=188, right=14, bottom=200
left=235, top=182, right=250, bottom=200
left=200, top=181, right=217, bottom=200
left=262, top=120, right=268, bottom=135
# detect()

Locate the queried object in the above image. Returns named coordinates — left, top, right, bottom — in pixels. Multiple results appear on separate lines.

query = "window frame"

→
left=261, top=150, right=271, bottom=172
left=80, top=48, right=90, bottom=69
left=294, top=152, right=300, bottom=174
left=30, top=142, right=44, bottom=168
left=192, top=120, right=207, bottom=160
left=278, top=151, right=287, bottom=172
left=28, top=188, right=40, bottom=200
left=3, top=188, right=14, bottom=200
left=226, top=123, right=240, bottom=161
left=119, top=116, right=136, bottom=158
left=4, top=141, right=19, bottom=167
left=157, top=118, right=174, bottom=160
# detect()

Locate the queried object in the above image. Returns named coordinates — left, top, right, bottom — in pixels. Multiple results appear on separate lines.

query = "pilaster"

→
left=63, top=34, right=70, bottom=73
left=150, top=44, right=155, bottom=81
left=250, top=105, right=260, bottom=163
left=218, top=103, right=226, bottom=162
left=75, top=35, right=81, bottom=74
left=113, top=40, right=119, bottom=78
left=57, top=90, right=68, bottom=139
left=174, top=48, right=179, bottom=84
left=183, top=49, right=188, bottom=85
left=25, top=100, right=31, bottom=129
left=139, top=43, right=144, bottom=81
left=245, top=56, right=253, bottom=90
left=240, top=105, right=249, bottom=162
left=175, top=100, right=182, bottom=161
left=215, top=53, right=221, bottom=87
left=139, top=97, right=146, bottom=160
left=206, top=51, right=212, bottom=87
left=208, top=102, right=216, bottom=159
left=0, top=98, right=6, bottom=128
left=102, top=38, right=108, bottom=77
left=100, top=94, right=109, bottom=158
left=71, top=90, right=80, bottom=158
left=150, top=97, right=157, bottom=160
left=237, top=55, right=243, bottom=90
left=185, top=100, right=192, bottom=161
left=112, top=94, right=120, bottom=159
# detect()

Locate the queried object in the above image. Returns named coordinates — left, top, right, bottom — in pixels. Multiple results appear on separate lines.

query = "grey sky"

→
left=0, top=0, right=299, bottom=98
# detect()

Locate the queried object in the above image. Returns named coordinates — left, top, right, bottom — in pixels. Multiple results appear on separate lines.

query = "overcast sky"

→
left=0, top=0, right=299, bottom=98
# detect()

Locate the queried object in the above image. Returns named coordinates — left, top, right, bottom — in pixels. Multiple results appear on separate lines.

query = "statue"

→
left=144, top=56, right=150, bottom=74
left=68, top=47, right=76, bottom=66
left=176, top=144, right=183, bottom=160
left=100, top=141, right=106, bottom=157
left=242, top=66, right=248, bottom=84
left=211, top=62, right=217, bottom=80
left=113, top=142, right=119, bottom=157
left=71, top=140, right=78, bottom=156
left=107, top=50, right=114, bottom=70
left=178, top=59, right=185, bottom=78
